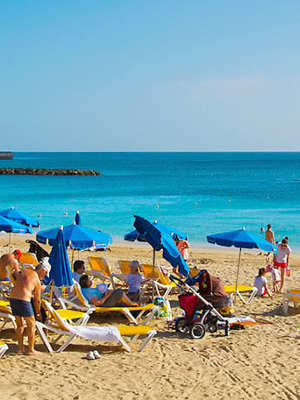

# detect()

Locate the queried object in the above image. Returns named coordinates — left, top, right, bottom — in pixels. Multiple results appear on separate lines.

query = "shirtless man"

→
left=265, top=224, right=275, bottom=244
left=0, top=249, right=22, bottom=280
left=9, top=262, right=51, bottom=355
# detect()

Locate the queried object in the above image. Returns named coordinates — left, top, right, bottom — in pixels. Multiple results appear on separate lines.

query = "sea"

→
left=0, top=152, right=299, bottom=249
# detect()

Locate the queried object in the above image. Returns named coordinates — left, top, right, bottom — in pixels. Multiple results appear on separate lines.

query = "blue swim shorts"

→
left=9, top=298, right=34, bottom=318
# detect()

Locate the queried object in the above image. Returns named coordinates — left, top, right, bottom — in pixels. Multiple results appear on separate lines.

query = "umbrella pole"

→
left=49, top=280, right=54, bottom=306
left=9, top=232, right=12, bottom=252
left=71, top=248, right=74, bottom=269
left=234, top=248, right=242, bottom=303
left=152, top=249, right=156, bottom=302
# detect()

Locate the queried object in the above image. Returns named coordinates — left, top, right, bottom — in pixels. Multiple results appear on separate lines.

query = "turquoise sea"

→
left=0, top=152, right=299, bottom=249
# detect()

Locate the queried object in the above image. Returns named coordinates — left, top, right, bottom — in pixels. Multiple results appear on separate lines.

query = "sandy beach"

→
left=0, top=235, right=299, bottom=400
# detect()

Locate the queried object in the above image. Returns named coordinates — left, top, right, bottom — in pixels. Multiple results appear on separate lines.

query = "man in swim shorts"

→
left=9, top=261, right=51, bottom=355
left=0, top=249, right=22, bottom=280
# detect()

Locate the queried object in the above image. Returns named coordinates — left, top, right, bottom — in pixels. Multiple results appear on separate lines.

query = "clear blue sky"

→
left=1, top=1, right=300, bottom=151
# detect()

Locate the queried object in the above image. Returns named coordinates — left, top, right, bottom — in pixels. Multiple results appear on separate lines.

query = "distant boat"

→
left=0, top=152, right=13, bottom=160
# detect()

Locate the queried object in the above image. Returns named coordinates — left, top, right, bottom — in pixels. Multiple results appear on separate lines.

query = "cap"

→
left=38, top=258, right=51, bottom=277
left=14, top=249, right=22, bottom=258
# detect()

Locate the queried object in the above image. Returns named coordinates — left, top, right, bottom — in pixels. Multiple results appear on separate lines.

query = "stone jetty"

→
left=0, top=168, right=101, bottom=176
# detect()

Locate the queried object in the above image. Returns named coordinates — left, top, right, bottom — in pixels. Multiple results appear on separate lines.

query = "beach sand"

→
left=0, top=235, right=299, bottom=400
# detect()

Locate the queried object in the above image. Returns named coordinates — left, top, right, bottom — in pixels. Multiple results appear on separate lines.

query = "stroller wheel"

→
left=189, top=323, right=206, bottom=340
left=175, top=317, right=189, bottom=333
left=208, top=323, right=218, bottom=333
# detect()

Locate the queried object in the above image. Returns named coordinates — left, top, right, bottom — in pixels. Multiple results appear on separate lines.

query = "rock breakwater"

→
left=0, top=168, right=101, bottom=176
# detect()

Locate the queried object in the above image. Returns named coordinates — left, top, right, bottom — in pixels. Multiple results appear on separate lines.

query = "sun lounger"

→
left=224, top=284, right=258, bottom=304
left=140, top=264, right=174, bottom=299
left=37, top=301, right=157, bottom=353
left=54, top=282, right=159, bottom=326
left=19, top=252, right=39, bottom=269
left=86, top=256, right=122, bottom=289
left=282, top=289, right=300, bottom=314
left=0, top=340, right=8, bottom=358
left=0, top=299, right=17, bottom=331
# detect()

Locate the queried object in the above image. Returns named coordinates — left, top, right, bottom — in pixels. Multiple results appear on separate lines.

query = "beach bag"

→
left=154, top=297, right=172, bottom=321
left=179, top=293, right=198, bottom=317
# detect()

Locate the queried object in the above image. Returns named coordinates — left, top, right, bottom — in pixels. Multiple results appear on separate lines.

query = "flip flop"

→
left=86, top=351, right=95, bottom=360
left=93, top=350, right=101, bottom=359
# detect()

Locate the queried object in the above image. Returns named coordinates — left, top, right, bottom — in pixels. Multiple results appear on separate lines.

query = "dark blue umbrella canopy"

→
left=0, top=215, right=32, bottom=234
left=45, top=227, right=73, bottom=287
left=207, top=228, right=276, bottom=252
left=75, top=211, right=82, bottom=225
left=133, top=215, right=190, bottom=277
left=0, top=207, right=39, bottom=227
left=37, top=223, right=112, bottom=250
left=125, top=222, right=187, bottom=242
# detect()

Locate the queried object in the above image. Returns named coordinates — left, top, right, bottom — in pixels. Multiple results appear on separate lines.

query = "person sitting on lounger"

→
left=73, top=260, right=86, bottom=283
left=126, top=260, right=149, bottom=302
left=79, top=274, right=139, bottom=307
left=0, top=249, right=22, bottom=280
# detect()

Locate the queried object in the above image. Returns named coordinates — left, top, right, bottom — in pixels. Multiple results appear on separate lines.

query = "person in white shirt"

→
left=254, top=268, right=272, bottom=298
left=274, top=239, right=292, bottom=292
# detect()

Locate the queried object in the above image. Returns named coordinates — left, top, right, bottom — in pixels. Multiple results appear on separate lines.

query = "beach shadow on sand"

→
left=251, top=304, right=300, bottom=318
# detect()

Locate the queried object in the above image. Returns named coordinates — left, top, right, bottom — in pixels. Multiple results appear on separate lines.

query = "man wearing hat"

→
left=9, top=259, right=51, bottom=355
left=0, top=249, right=22, bottom=280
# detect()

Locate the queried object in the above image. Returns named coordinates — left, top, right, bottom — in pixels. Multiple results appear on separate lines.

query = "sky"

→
left=0, top=1, right=300, bottom=152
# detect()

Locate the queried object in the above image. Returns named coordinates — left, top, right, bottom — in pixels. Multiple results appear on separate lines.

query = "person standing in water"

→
left=265, top=224, right=275, bottom=244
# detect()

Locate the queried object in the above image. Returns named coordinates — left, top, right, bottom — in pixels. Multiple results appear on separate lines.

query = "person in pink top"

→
left=274, top=238, right=292, bottom=292
left=174, top=235, right=190, bottom=262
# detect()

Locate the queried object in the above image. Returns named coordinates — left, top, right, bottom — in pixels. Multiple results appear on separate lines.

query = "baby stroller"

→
left=170, top=271, right=231, bottom=339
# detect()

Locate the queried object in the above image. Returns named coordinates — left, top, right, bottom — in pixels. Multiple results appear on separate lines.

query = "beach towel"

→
left=66, top=324, right=122, bottom=343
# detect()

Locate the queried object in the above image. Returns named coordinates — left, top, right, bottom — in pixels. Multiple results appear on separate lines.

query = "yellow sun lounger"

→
left=0, top=340, right=8, bottom=358
left=54, top=282, right=159, bottom=326
left=282, top=289, right=300, bottom=314
left=19, top=252, right=39, bottom=269
left=86, top=256, right=119, bottom=289
left=224, top=285, right=258, bottom=304
left=37, top=301, right=157, bottom=353
left=0, top=299, right=17, bottom=331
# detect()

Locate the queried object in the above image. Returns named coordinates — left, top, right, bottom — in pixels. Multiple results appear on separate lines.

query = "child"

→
left=254, top=268, right=272, bottom=298
left=271, top=266, right=280, bottom=293
left=126, top=260, right=145, bottom=302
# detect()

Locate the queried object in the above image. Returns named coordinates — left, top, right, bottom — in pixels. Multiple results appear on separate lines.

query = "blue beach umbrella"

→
left=125, top=222, right=188, bottom=242
left=37, top=222, right=113, bottom=250
left=207, top=228, right=276, bottom=301
left=45, top=226, right=73, bottom=287
left=133, top=215, right=190, bottom=278
left=0, top=215, right=33, bottom=249
left=0, top=206, right=39, bottom=227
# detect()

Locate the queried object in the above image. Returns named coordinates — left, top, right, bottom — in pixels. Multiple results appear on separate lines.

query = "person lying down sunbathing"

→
left=79, top=274, right=139, bottom=307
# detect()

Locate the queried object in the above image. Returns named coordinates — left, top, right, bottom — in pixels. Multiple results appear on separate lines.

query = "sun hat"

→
left=129, top=260, right=139, bottom=269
